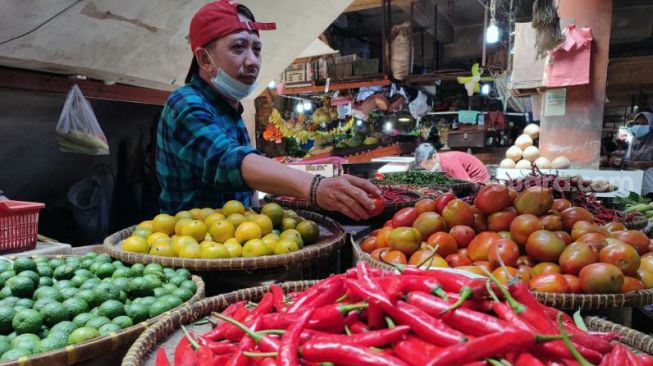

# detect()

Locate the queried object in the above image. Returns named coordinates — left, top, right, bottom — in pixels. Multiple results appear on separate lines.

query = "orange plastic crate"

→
left=0, top=200, right=45, bottom=253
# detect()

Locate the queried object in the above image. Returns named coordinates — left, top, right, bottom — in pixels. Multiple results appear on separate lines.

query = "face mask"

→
left=205, top=52, right=258, bottom=101
left=631, top=125, right=650, bottom=139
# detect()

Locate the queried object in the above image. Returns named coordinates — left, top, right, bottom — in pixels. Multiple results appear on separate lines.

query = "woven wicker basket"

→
left=122, top=280, right=653, bottom=366
left=103, top=210, right=345, bottom=271
left=0, top=255, right=205, bottom=366
left=351, top=238, right=653, bottom=310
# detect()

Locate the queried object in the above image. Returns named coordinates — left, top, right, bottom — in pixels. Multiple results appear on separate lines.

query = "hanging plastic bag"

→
left=391, top=21, right=412, bottom=80
left=56, top=85, right=110, bottom=155
left=409, top=91, right=428, bottom=119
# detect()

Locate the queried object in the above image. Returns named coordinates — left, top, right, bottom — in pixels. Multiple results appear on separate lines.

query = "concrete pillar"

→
left=538, top=0, right=613, bottom=169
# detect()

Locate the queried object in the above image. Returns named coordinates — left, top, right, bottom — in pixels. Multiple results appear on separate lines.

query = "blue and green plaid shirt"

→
left=156, top=75, right=258, bottom=214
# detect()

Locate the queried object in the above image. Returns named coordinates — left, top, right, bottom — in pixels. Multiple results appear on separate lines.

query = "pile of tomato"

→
left=359, top=184, right=653, bottom=294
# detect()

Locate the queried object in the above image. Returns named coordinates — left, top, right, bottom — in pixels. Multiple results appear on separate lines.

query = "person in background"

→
left=414, top=143, right=489, bottom=183
left=626, top=111, right=653, bottom=195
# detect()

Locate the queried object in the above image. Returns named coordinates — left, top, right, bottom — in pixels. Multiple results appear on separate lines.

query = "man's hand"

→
left=315, top=175, right=382, bottom=221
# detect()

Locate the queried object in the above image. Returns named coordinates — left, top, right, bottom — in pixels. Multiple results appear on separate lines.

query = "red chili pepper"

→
left=197, top=338, right=238, bottom=355
left=261, top=358, right=278, bottom=366
left=278, top=308, right=314, bottom=366
left=195, top=346, right=217, bottom=366
left=260, top=303, right=367, bottom=330
left=155, top=347, right=171, bottom=366
left=407, top=291, right=513, bottom=336
left=366, top=303, right=385, bottom=330
left=226, top=334, right=254, bottom=366
left=356, top=262, right=386, bottom=329
left=301, top=341, right=409, bottom=366
left=286, top=275, right=343, bottom=313
left=624, top=345, right=642, bottom=366
left=204, top=302, right=249, bottom=341
left=392, top=301, right=468, bottom=346
left=270, top=285, right=286, bottom=313
left=610, top=343, right=626, bottom=366
left=225, top=293, right=275, bottom=341
left=561, top=319, right=613, bottom=354
left=213, top=313, right=281, bottom=353
left=377, top=275, right=448, bottom=300
left=398, top=266, right=488, bottom=298
left=515, top=352, right=546, bottom=366
left=303, top=325, right=410, bottom=348
left=174, top=332, right=197, bottom=366
left=393, top=335, right=442, bottom=366
left=638, top=354, right=653, bottom=366
left=303, top=279, right=344, bottom=310
left=349, top=321, right=369, bottom=334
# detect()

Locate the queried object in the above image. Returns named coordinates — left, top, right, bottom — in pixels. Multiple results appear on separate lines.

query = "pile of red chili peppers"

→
left=155, top=262, right=653, bottom=366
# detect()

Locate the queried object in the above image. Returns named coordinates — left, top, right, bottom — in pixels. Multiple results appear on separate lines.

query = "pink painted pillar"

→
left=538, top=0, right=613, bottom=169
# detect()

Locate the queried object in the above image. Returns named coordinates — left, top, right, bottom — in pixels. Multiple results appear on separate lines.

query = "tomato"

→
left=621, top=276, right=645, bottom=293
left=599, top=242, right=641, bottom=276
left=473, top=214, right=488, bottom=233
left=415, top=198, right=437, bottom=214
left=554, top=231, right=573, bottom=245
left=558, top=242, right=599, bottom=275
left=540, top=215, right=562, bottom=232
left=516, top=255, right=535, bottom=267
left=561, top=207, right=594, bottom=232
left=529, top=272, right=570, bottom=293
left=426, top=232, right=458, bottom=257
left=382, top=250, right=408, bottom=265
left=643, top=252, right=653, bottom=259
left=526, top=230, right=566, bottom=262
left=457, top=266, right=488, bottom=277
left=474, top=184, right=513, bottom=215
left=392, top=208, right=419, bottom=228
left=531, top=262, right=561, bottom=276
left=412, top=212, right=446, bottom=241
left=370, top=247, right=390, bottom=261
left=610, top=230, right=650, bottom=255
left=360, top=236, right=378, bottom=253
left=368, top=195, right=386, bottom=217
left=421, top=255, right=450, bottom=269
left=375, top=227, right=393, bottom=248
left=388, top=227, right=422, bottom=255
left=435, top=192, right=457, bottom=214
left=442, top=199, right=476, bottom=228
left=510, top=214, right=543, bottom=246
left=445, top=253, right=472, bottom=267
left=563, top=274, right=581, bottom=293
left=492, top=267, right=526, bottom=286
left=384, top=220, right=394, bottom=228
left=487, top=211, right=518, bottom=232
left=552, top=199, right=572, bottom=212
left=603, top=221, right=626, bottom=234
left=514, top=187, right=554, bottom=216
left=409, top=248, right=436, bottom=266
left=449, top=225, right=476, bottom=248
left=457, top=248, right=468, bottom=257
left=467, top=232, right=501, bottom=261
left=472, top=261, right=494, bottom=273
left=576, top=233, right=608, bottom=251
left=488, top=238, right=520, bottom=267
left=571, top=221, right=607, bottom=241
left=638, top=257, right=653, bottom=289
left=497, top=231, right=512, bottom=240
left=517, top=265, right=532, bottom=283
left=578, top=263, right=624, bottom=294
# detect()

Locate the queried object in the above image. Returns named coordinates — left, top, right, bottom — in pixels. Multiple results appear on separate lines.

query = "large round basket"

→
left=265, top=188, right=422, bottom=223
left=103, top=210, right=345, bottom=271
left=122, top=280, right=653, bottom=366
left=0, top=255, right=205, bottom=366
left=351, top=238, right=653, bottom=310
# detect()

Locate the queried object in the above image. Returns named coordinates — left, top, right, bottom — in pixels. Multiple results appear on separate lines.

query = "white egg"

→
left=515, top=134, right=534, bottom=150
left=551, top=156, right=571, bottom=169
left=499, top=159, right=516, bottom=168
left=515, top=159, right=532, bottom=169
left=522, top=146, right=540, bottom=162
left=523, top=124, right=540, bottom=140
left=505, top=146, right=523, bottom=161
left=533, top=157, right=551, bottom=169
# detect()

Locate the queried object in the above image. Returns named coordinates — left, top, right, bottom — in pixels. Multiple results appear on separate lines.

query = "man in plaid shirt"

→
left=156, top=1, right=380, bottom=220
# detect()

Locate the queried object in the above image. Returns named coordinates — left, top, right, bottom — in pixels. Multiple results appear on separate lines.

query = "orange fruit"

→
left=137, top=220, right=154, bottom=231
left=174, top=211, right=194, bottom=221
left=172, top=235, right=199, bottom=256
left=175, top=218, right=193, bottom=236
left=204, top=213, right=226, bottom=229
left=235, top=222, right=262, bottom=244
left=147, top=232, right=171, bottom=246
left=152, top=214, right=176, bottom=235
left=178, top=242, right=202, bottom=258
left=223, top=238, right=243, bottom=257
left=251, top=214, right=273, bottom=236
left=150, top=242, right=175, bottom=257
left=209, top=220, right=235, bottom=243
left=227, top=214, right=247, bottom=228
left=122, top=236, right=150, bottom=254
left=180, top=220, right=208, bottom=242
left=223, top=200, right=246, bottom=217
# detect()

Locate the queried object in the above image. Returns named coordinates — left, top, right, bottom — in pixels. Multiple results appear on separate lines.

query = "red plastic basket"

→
left=0, top=200, right=45, bottom=253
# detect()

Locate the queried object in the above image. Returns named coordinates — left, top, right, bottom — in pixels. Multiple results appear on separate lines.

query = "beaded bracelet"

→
left=309, top=175, right=324, bottom=208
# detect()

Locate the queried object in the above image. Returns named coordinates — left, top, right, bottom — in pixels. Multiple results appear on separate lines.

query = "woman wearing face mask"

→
left=156, top=1, right=380, bottom=220
left=626, top=111, right=653, bottom=195
left=414, top=143, right=490, bottom=183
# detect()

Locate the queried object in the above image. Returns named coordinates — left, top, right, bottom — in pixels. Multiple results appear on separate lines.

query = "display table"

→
left=2, top=241, right=72, bottom=257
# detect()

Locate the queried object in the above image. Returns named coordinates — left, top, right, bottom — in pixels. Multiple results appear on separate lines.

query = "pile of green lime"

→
left=0, top=254, right=196, bottom=361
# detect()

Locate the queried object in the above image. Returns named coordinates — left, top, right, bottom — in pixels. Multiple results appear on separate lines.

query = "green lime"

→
left=32, top=298, right=57, bottom=310
left=72, top=313, right=94, bottom=328
left=0, top=288, right=8, bottom=302
left=143, top=275, right=162, bottom=290
left=75, top=289, right=96, bottom=307
left=69, top=275, right=88, bottom=288
left=143, top=263, right=164, bottom=276
left=138, top=296, right=157, bottom=307
left=33, top=256, right=48, bottom=263
left=12, top=334, right=40, bottom=351
left=13, top=306, right=28, bottom=313
left=33, top=286, right=63, bottom=302
left=85, top=316, right=111, bottom=330
left=8, top=277, right=35, bottom=298
left=62, top=298, right=89, bottom=318
left=67, top=327, right=99, bottom=345
left=50, top=321, right=77, bottom=338
left=13, top=258, right=37, bottom=274
left=0, top=340, right=10, bottom=357
left=36, top=265, right=53, bottom=278
left=53, top=265, right=76, bottom=280
left=130, top=263, right=144, bottom=276
left=112, top=316, right=133, bottom=329
left=15, top=298, right=33, bottom=308
left=12, top=309, right=43, bottom=334
left=148, top=300, right=174, bottom=318
left=125, top=304, right=149, bottom=323
left=1, top=348, right=32, bottom=361
left=65, top=257, right=81, bottom=266
left=75, top=269, right=93, bottom=278
left=2, top=296, right=19, bottom=306
left=83, top=252, right=98, bottom=260
left=60, top=287, right=79, bottom=299
left=90, top=307, right=99, bottom=316
left=0, top=261, right=10, bottom=273
left=127, top=278, right=150, bottom=297
left=17, top=270, right=39, bottom=286
left=119, top=291, right=127, bottom=303
left=162, top=284, right=177, bottom=292
left=175, top=268, right=192, bottom=279
left=97, top=300, right=125, bottom=319
left=80, top=278, right=101, bottom=290
left=39, top=277, right=54, bottom=287
left=93, top=283, right=120, bottom=303
left=0, top=271, right=16, bottom=282
left=112, top=278, right=130, bottom=292
left=159, top=295, right=182, bottom=309
left=40, top=302, right=70, bottom=327
left=0, top=307, right=16, bottom=334
left=168, top=276, right=186, bottom=287
left=6, top=332, right=16, bottom=341
left=88, top=263, right=100, bottom=274
left=163, top=268, right=176, bottom=278
left=180, top=280, right=197, bottom=294
left=153, top=288, right=170, bottom=298
left=54, top=280, right=73, bottom=289
left=95, top=255, right=112, bottom=264
left=95, top=263, right=116, bottom=279
left=112, top=260, right=124, bottom=267
left=39, top=335, right=68, bottom=352
left=98, top=323, right=122, bottom=336
left=172, top=288, right=194, bottom=302
left=111, top=267, right=134, bottom=279
left=80, top=259, right=94, bottom=270
left=48, top=259, right=64, bottom=270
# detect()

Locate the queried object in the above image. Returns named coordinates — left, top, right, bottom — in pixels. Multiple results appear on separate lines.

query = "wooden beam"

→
left=607, top=56, right=653, bottom=87
left=344, top=0, right=412, bottom=13
left=0, top=67, right=170, bottom=105
left=279, top=76, right=391, bottom=95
